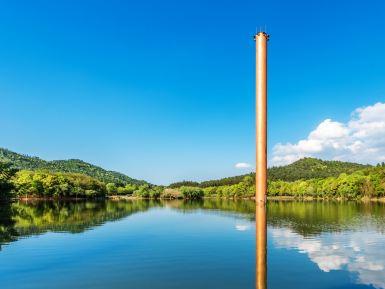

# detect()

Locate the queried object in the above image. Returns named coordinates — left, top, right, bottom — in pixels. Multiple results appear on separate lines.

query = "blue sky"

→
left=1, top=0, right=385, bottom=184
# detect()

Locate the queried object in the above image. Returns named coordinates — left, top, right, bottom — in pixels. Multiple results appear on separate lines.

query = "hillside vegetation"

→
left=168, top=158, right=385, bottom=200
left=268, top=158, right=371, bottom=182
left=0, top=148, right=146, bottom=186
left=2, top=148, right=384, bottom=200
left=195, top=166, right=385, bottom=199
left=170, top=158, right=370, bottom=188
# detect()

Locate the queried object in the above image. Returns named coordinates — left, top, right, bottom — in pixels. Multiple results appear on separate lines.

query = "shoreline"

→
left=7, top=195, right=385, bottom=203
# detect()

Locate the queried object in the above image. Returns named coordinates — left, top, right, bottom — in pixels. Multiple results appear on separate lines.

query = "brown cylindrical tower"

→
left=255, top=32, right=269, bottom=204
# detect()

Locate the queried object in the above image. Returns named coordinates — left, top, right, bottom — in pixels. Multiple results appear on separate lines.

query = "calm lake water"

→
left=1, top=199, right=385, bottom=289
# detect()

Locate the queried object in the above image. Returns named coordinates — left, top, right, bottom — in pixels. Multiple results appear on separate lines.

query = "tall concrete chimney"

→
left=255, top=32, right=269, bottom=204
left=255, top=32, right=269, bottom=289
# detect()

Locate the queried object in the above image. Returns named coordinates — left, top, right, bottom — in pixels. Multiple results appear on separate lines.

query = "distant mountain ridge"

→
left=170, top=158, right=371, bottom=188
left=0, top=148, right=147, bottom=186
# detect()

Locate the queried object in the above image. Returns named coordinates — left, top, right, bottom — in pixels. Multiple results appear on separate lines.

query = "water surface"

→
left=1, top=199, right=385, bottom=289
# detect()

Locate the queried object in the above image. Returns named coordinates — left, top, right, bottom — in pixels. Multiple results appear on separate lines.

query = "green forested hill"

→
left=0, top=148, right=147, bottom=186
left=268, top=157, right=371, bottom=182
left=170, top=158, right=371, bottom=188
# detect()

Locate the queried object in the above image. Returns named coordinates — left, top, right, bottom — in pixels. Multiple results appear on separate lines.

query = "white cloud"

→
left=235, top=224, right=250, bottom=231
left=271, top=227, right=385, bottom=288
left=235, top=162, right=252, bottom=169
left=271, top=102, right=385, bottom=166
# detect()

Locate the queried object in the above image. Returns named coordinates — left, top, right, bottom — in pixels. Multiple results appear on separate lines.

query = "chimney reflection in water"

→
left=256, top=202, right=267, bottom=289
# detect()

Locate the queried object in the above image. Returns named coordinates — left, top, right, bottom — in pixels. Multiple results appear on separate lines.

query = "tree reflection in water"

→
left=1, top=199, right=385, bottom=288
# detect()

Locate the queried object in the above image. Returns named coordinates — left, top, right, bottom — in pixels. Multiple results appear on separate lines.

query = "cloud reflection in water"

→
left=271, top=228, right=385, bottom=288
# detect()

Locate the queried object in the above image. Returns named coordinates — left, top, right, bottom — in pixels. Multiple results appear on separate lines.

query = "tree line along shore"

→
left=1, top=148, right=385, bottom=201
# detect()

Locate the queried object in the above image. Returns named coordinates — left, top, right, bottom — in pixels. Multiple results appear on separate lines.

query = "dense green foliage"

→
left=132, top=184, right=163, bottom=198
left=12, top=170, right=107, bottom=198
left=179, top=186, right=204, bottom=199
left=170, top=158, right=370, bottom=188
left=0, top=148, right=147, bottom=186
left=106, top=183, right=137, bottom=195
left=0, top=162, right=160, bottom=199
left=0, top=148, right=166, bottom=199
left=268, top=167, right=385, bottom=199
left=169, top=174, right=252, bottom=188
left=3, top=169, right=162, bottom=199
left=196, top=167, right=385, bottom=200
left=268, top=157, right=370, bottom=182
left=202, top=176, right=255, bottom=198
left=1, top=148, right=383, bottom=200
left=0, top=162, right=17, bottom=196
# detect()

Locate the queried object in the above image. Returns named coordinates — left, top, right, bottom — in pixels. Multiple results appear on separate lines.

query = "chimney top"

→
left=254, top=32, right=270, bottom=41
